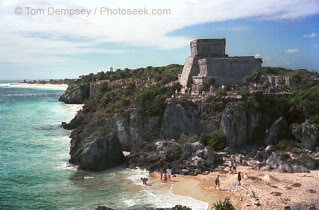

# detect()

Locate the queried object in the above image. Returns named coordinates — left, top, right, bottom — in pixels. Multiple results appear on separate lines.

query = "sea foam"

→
left=125, top=168, right=208, bottom=210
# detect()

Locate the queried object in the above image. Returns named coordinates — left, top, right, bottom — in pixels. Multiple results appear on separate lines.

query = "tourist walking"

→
left=229, top=160, right=233, bottom=173
left=163, top=172, right=168, bottom=183
left=167, top=168, right=172, bottom=181
left=233, top=160, right=237, bottom=173
left=238, top=172, right=242, bottom=185
left=160, top=168, right=163, bottom=181
left=215, top=175, right=220, bottom=190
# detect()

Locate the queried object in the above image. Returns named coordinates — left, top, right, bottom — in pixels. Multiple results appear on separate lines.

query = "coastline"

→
left=5, top=83, right=68, bottom=89
left=151, top=165, right=319, bottom=210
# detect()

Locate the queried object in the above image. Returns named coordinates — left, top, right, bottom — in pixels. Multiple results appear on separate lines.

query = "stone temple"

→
left=179, top=39, right=263, bottom=89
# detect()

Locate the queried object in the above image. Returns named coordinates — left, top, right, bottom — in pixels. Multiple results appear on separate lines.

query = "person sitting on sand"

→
left=163, top=172, right=168, bottom=183
left=141, top=177, right=148, bottom=185
left=215, top=175, right=220, bottom=189
left=160, top=168, right=163, bottom=181
left=229, top=160, right=233, bottom=173
left=238, top=172, right=241, bottom=185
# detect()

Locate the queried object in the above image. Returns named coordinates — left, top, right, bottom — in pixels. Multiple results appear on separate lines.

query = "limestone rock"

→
left=190, top=141, right=205, bottom=153
left=292, top=148, right=303, bottom=155
left=265, top=117, right=288, bottom=145
left=59, top=83, right=90, bottom=104
left=265, top=145, right=275, bottom=154
left=292, top=165, right=303, bottom=173
left=181, top=143, right=192, bottom=160
left=69, top=132, right=125, bottom=170
left=161, top=102, right=197, bottom=139
left=221, top=103, right=247, bottom=146
left=283, top=164, right=292, bottom=173
left=292, top=121, right=319, bottom=150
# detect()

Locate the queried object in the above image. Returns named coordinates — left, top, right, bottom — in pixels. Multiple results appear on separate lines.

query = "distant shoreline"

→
left=7, top=83, right=68, bottom=89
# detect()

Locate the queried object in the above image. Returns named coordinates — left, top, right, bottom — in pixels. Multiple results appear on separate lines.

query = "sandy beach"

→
left=6, top=83, right=68, bottom=89
left=151, top=166, right=319, bottom=210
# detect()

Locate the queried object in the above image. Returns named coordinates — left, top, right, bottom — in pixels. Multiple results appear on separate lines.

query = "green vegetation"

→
left=213, top=198, right=235, bottom=210
left=201, top=130, right=226, bottom=151
left=203, top=76, right=216, bottom=91
left=22, top=79, right=74, bottom=85
left=72, top=65, right=319, bottom=152
left=243, top=70, right=261, bottom=83
left=79, top=64, right=183, bottom=118
left=275, top=140, right=302, bottom=151
left=288, top=86, right=319, bottom=124
left=166, top=145, right=183, bottom=161
left=75, top=64, right=183, bottom=84
left=261, top=66, right=292, bottom=75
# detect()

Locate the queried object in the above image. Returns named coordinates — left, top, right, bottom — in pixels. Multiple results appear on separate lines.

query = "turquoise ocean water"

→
left=0, top=82, right=208, bottom=210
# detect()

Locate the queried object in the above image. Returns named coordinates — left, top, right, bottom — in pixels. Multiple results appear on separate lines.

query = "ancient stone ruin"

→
left=179, top=39, right=263, bottom=90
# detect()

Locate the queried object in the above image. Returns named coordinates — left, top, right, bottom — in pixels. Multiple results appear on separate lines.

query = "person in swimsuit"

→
left=167, top=168, right=172, bottom=181
left=160, top=168, right=163, bottom=181
left=238, top=172, right=241, bottom=185
left=229, top=160, right=233, bottom=173
left=141, top=177, right=148, bottom=185
left=233, top=159, right=237, bottom=173
left=163, top=172, right=168, bottom=183
left=215, top=175, right=220, bottom=189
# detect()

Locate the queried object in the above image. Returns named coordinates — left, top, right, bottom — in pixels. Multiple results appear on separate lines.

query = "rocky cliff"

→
left=63, top=94, right=303, bottom=171
left=59, top=83, right=90, bottom=104
left=60, top=65, right=319, bottom=172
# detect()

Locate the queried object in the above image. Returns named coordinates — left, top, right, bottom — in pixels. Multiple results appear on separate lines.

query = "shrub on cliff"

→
left=289, top=86, right=319, bottom=124
left=243, top=70, right=261, bottom=83
left=203, top=76, right=216, bottom=91
left=202, top=130, right=226, bottom=151
left=213, top=198, right=235, bottom=210
left=166, top=145, right=182, bottom=161
left=135, top=85, right=170, bottom=116
left=275, top=139, right=302, bottom=151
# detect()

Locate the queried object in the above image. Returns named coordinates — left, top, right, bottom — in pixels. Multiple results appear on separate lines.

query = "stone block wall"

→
left=190, top=39, right=226, bottom=57
left=179, top=56, right=201, bottom=87
left=198, top=57, right=262, bottom=85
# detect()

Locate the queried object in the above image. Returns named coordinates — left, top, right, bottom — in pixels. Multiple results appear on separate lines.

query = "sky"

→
left=0, top=0, right=319, bottom=80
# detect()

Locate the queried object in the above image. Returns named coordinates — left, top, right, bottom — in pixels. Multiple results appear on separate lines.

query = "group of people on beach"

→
left=159, top=168, right=172, bottom=183
left=215, top=158, right=242, bottom=190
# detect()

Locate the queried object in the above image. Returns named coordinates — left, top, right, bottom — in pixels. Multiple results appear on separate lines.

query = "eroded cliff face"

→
left=59, top=83, right=90, bottom=104
left=292, top=121, right=319, bottom=150
left=66, top=97, right=290, bottom=170
left=61, top=82, right=319, bottom=170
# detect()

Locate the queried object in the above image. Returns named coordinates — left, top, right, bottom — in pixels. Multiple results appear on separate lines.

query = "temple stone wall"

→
left=179, top=38, right=263, bottom=87
left=179, top=56, right=201, bottom=87
left=199, top=57, right=262, bottom=85
left=191, top=39, right=226, bottom=57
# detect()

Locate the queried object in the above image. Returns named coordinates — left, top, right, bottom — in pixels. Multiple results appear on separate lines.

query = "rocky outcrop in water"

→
left=59, top=83, right=90, bottom=104
left=69, top=118, right=125, bottom=170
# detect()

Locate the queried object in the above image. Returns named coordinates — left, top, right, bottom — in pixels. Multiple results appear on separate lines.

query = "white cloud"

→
left=254, top=54, right=262, bottom=58
left=304, top=33, right=317, bottom=38
left=286, top=49, right=299, bottom=54
left=1, top=0, right=319, bottom=64
left=216, top=26, right=249, bottom=32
